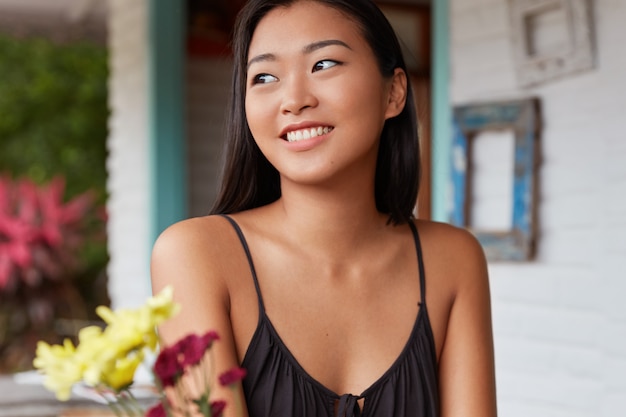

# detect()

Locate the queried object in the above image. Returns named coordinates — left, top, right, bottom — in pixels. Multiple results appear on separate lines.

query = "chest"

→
left=243, top=258, right=423, bottom=393
left=239, top=296, right=440, bottom=417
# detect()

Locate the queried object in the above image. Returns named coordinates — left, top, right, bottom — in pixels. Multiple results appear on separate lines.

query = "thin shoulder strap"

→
left=408, top=221, right=427, bottom=306
left=220, top=215, right=266, bottom=315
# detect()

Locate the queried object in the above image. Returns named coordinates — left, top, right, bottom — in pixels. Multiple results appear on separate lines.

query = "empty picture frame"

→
left=449, top=98, right=541, bottom=261
left=510, top=0, right=595, bottom=87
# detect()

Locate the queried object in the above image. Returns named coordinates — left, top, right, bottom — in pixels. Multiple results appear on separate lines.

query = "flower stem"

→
left=116, top=393, right=139, bottom=417
left=126, top=389, right=145, bottom=416
left=174, top=380, right=192, bottom=417
left=98, top=389, right=124, bottom=417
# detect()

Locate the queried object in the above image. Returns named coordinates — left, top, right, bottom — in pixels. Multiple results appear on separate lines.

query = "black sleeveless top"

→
left=222, top=216, right=440, bottom=417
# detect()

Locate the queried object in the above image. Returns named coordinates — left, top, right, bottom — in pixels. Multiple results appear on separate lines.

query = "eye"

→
left=251, top=73, right=278, bottom=85
left=312, top=60, right=340, bottom=72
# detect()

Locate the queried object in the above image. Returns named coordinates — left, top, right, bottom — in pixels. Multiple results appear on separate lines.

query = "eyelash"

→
left=250, top=59, right=342, bottom=85
left=252, top=74, right=278, bottom=85
left=313, top=59, right=340, bottom=72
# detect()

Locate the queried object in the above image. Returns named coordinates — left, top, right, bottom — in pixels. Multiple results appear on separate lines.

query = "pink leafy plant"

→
left=0, top=175, right=99, bottom=292
left=0, top=175, right=106, bottom=372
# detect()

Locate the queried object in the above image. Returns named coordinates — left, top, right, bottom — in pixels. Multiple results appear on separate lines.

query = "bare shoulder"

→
left=412, top=219, right=488, bottom=291
left=152, top=215, right=236, bottom=261
left=150, top=215, right=245, bottom=343
left=152, top=216, right=233, bottom=284
left=414, top=220, right=485, bottom=257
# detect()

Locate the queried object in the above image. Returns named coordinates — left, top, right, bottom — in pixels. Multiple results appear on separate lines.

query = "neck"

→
left=270, top=174, right=391, bottom=259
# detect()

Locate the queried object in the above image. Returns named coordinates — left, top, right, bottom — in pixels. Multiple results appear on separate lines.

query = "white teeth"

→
left=286, top=127, right=332, bottom=142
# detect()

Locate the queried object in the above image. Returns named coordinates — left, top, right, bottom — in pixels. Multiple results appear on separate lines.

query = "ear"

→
left=384, top=68, right=408, bottom=120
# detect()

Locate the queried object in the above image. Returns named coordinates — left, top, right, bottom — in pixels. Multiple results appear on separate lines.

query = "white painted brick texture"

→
left=106, top=0, right=152, bottom=308
left=450, top=0, right=626, bottom=415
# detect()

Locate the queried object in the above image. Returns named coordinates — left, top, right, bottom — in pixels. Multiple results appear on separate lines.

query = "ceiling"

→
left=0, top=0, right=107, bottom=43
left=0, top=0, right=106, bottom=20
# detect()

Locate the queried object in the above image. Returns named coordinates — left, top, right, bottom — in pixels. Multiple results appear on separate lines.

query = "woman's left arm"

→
left=438, top=229, right=497, bottom=417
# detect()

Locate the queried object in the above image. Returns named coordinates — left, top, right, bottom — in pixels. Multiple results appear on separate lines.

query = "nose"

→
left=280, top=74, right=318, bottom=115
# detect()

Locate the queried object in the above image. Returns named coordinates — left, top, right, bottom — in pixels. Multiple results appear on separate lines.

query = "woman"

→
left=151, top=1, right=497, bottom=416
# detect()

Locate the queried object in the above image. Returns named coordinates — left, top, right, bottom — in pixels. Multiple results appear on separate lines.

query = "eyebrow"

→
left=247, top=39, right=352, bottom=69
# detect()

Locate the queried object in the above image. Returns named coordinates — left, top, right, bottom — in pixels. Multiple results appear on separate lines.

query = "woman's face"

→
left=244, top=0, right=405, bottom=187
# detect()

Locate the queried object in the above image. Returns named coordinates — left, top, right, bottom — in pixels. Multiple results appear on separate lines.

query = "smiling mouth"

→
left=284, top=126, right=334, bottom=142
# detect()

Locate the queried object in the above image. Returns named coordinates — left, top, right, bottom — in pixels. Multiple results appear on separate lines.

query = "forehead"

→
left=248, top=1, right=365, bottom=56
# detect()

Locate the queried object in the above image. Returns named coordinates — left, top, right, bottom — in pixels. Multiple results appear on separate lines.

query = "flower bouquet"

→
left=33, top=286, right=246, bottom=417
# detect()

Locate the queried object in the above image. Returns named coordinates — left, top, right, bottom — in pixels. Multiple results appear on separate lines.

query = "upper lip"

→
left=279, top=121, right=333, bottom=139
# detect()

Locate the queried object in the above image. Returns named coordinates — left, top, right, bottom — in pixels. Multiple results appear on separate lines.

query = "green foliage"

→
left=0, top=34, right=108, bottom=203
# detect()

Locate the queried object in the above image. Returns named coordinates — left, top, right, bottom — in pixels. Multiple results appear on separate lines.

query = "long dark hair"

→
left=210, top=0, right=420, bottom=225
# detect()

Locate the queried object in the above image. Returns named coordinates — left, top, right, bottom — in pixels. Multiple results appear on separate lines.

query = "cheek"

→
left=342, top=79, right=388, bottom=124
left=244, top=96, right=263, bottom=138
left=245, top=96, right=278, bottom=159
left=341, top=68, right=387, bottom=106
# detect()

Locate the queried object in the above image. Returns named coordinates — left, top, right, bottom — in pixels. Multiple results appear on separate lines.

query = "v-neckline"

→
left=242, top=303, right=427, bottom=401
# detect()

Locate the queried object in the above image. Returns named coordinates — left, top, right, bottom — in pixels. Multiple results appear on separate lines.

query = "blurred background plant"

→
left=0, top=32, right=109, bottom=373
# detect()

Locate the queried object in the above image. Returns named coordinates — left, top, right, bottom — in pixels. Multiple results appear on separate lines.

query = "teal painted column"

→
left=431, top=0, right=451, bottom=222
left=148, top=0, right=187, bottom=243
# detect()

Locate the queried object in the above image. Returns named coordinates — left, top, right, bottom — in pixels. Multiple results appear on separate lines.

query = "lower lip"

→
left=282, top=131, right=332, bottom=152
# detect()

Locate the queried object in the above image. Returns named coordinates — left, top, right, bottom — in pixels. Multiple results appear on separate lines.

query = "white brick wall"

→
left=105, top=0, right=152, bottom=308
left=450, top=0, right=626, bottom=415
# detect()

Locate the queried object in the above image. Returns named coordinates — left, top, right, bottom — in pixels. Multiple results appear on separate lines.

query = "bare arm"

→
left=437, top=228, right=497, bottom=417
left=151, top=217, right=249, bottom=417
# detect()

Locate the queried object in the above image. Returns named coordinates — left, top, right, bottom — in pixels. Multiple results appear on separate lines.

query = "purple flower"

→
left=210, top=400, right=227, bottom=417
left=176, top=330, right=220, bottom=368
left=144, top=402, right=167, bottom=417
left=202, top=330, right=220, bottom=349
left=176, top=334, right=207, bottom=368
left=219, top=367, right=247, bottom=387
left=153, top=345, right=182, bottom=388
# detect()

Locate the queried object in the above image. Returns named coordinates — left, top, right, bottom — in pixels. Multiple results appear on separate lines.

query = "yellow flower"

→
left=33, top=286, right=181, bottom=399
left=33, top=339, right=82, bottom=401
left=146, top=285, right=181, bottom=325
left=102, top=352, right=145, bottom=391
left=106, top=311, right=147, bottom=350
left=93, top=307, right=147, bottom=357
left=94, top=305, right=116, bottom=325
left=74, top=326, right=114, bottom=386
left=94, top=286, right=179, bottom=354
